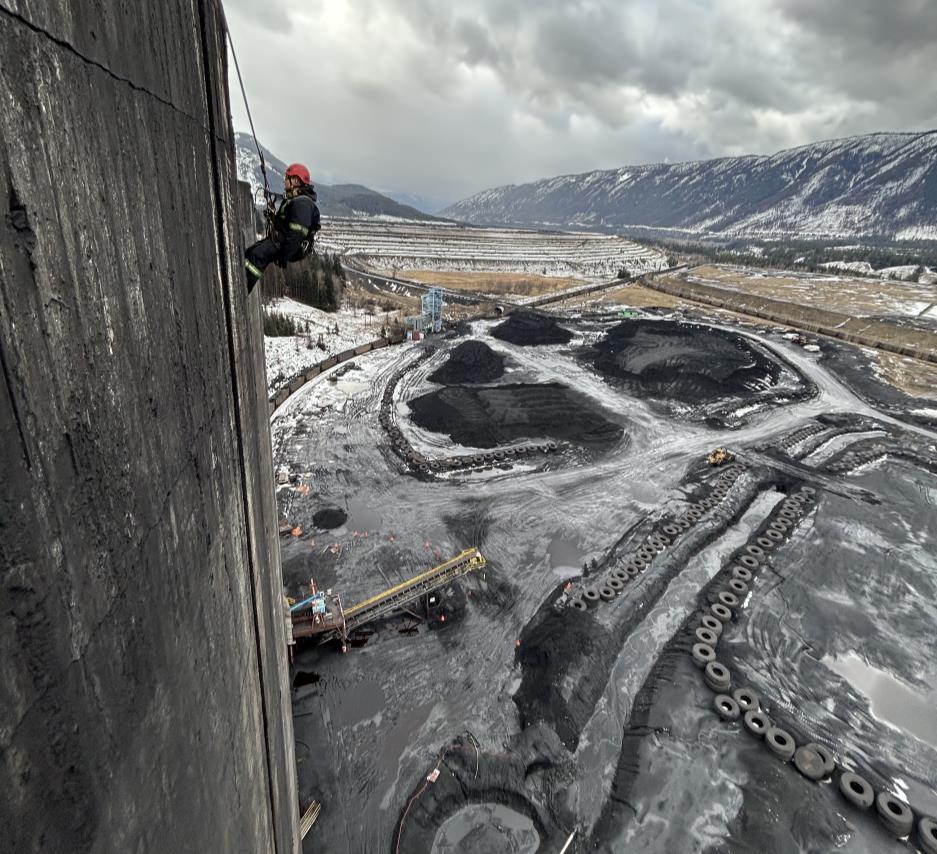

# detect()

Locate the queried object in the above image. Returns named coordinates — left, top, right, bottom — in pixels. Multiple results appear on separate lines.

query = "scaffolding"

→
left=406, top=286, right=445, bottom=334
left=421, top=287, right=444, bottom=333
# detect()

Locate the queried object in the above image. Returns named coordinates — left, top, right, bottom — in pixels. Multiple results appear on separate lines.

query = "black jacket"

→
left=273, top=186, right=321, bottom=261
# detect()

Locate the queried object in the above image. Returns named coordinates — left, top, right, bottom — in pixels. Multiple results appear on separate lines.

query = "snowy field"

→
left=263, top=298, right=383, bottom=394
left=317, top=216, right=668, bottom=280
left=819, top=260, right=937, bottom=284
left=681, top=264, right=937, bottom=321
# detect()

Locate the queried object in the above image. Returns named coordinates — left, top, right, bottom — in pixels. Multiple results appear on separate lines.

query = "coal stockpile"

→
left=313, top=507, right=348, bottom=529
left=408, top=382, right=624, bottom=450
left=589, top=319, right=783, bottom=403
left=492, top=311, right=574, bottom=346
left=430, top=340, right=506, bottom=385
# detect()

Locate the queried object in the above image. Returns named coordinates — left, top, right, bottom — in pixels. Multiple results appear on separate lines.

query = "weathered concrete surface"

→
left=0, top=2, right=298, bottom=852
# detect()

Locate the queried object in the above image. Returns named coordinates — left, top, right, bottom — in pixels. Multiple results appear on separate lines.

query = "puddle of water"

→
left=432, top=803, right=539, bottom=854
left=547, top=535, right=586, bottom=572
left=824, top=652, right=937, bottom=748
left=345, top=497, right=381, bottom=532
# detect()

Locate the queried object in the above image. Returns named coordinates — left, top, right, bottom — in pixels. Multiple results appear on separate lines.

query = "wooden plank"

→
left=299, top=800, right=321, bottom=839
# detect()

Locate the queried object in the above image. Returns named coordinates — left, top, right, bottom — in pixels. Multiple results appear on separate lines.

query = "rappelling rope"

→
left=223, top=15, right=271, bottom=205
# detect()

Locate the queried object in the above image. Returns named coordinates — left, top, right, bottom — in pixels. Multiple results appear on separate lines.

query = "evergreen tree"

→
left=261, top=250, right=345, bottom=313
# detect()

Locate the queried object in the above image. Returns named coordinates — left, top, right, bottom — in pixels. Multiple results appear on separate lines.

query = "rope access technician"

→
left=244, top=162, right=321, bottom=291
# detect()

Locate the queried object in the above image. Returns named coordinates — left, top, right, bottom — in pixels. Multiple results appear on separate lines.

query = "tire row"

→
left=378, top=349, right=562, bottom=475
left=775, top=421, right=827, bottom=456
left=568, top=462, right=747, bottom=612
left=690, top=484, right=937, bottom=850
left=824, top=445, right=888, bottom=476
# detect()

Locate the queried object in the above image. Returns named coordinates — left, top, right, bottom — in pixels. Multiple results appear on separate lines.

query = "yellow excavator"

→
left=707, top=447, right=734, bottom=466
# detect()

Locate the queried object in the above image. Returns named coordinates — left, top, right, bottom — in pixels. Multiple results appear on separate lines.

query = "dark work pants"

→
left=244, top=237, right=280, bottom=290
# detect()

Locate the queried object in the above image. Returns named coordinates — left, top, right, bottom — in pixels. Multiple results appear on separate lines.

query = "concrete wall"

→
left=0, top=2, right=298, bottom=852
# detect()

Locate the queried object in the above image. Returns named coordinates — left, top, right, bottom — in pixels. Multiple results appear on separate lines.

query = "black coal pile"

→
left=313, top=507, right=347, bottom=529
left=492, top=311, right=573, bottom=346
left=589, top=319, right=782, bottom=403
left=408, top=382, right=624, bottom=450
left=430, top=340, right=505, bottom=385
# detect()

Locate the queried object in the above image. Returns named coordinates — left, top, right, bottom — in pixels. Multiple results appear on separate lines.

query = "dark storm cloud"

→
left=223, top=0, right=936, bottom=201
left=773, top=0, right=937, bottom=96
left=777, top=0, right=937, bottom=50
left=532, top=7, right=632, bottom=85
left=451, top=18, right=500, bottom=66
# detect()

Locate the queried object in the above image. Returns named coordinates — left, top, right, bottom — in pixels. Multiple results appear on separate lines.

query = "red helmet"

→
left=285, top=163, right=311, bottom=185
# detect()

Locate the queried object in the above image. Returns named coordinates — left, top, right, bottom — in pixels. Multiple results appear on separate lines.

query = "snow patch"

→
left=263, top=298, right=383, bottom=394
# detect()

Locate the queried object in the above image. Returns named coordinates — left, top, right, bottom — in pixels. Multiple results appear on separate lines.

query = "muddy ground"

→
left=271, top=309, right=937, bottom=854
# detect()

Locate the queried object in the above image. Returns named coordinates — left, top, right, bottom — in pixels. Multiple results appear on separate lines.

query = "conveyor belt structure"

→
left=344, top=547, right=486, bottom=634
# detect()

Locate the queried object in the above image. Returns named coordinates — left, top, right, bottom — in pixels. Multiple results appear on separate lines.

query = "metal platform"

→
left=290, top=588, right=347, bottom=643
left=290, top=548, right=486, bottom=647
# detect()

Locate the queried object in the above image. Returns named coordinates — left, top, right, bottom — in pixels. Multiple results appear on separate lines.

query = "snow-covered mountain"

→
left=235, top=132, right=289, bottom=200
left=234, top=133, right=444, bottom=221
left=443, top=131, right=937, bottom=242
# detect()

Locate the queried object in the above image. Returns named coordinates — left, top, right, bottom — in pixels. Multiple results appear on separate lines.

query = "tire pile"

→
left=689, top=484, right=937, bottom=850
left=824, top=446, right=889, bottom=475
left=568, top=462, right=747, bottom=611
left=774, top=420, right=828, bottom=457
left=379, top=348, right=562, bottom=476
left=820, top=433, right=937, bottom=478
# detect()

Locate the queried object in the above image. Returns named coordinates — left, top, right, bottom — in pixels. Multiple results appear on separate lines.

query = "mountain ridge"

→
left=443, top=130, right=937, bottom=242
left=234, top=133, right=446, bottom=222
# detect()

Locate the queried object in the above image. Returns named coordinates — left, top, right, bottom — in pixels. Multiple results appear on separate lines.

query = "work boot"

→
left=245, top=258, right=263, bottom=293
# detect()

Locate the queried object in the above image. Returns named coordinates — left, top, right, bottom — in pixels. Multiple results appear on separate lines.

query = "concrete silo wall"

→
left=0, top=2, right=298, bottom=851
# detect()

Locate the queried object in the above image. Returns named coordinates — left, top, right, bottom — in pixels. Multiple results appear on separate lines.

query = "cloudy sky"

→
left=224, top=0, right=937, bottom=206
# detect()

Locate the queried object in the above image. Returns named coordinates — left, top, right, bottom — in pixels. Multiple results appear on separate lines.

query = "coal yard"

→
left=271, top=309, right=937, bottom=854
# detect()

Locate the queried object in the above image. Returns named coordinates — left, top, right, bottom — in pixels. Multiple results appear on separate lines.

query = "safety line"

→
left=222, top=13, right=271, bottom=201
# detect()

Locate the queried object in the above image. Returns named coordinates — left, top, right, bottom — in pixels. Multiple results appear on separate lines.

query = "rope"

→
left=223, top=15, right=271, bottom=204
